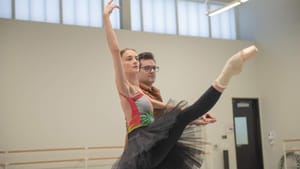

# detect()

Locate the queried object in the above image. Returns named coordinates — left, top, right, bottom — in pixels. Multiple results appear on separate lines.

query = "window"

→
left=0, top=0, right=237, bottom=39
left=46, top=0, right=60, bottom=23
left=235, top=117, right=249, bottom=145
left=1, top=0, right=120, bottom=28
left=210, top=3, right=237, bottom=39
left=0, top=0, right=12, bottom=18
left=131, top=0, right=176, bottom=34
left=15, top=0, right=60, bottom=23
left=130, top=0, right=142, bottom=31
left=131, top=0, right=237, bottom=39
left=177, top=0, right=209, bottom=37
left=62, top=0, right=109, bottom=28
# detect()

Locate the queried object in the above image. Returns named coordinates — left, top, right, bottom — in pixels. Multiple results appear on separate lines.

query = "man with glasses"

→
left=138, top=52, right=216, bottom=124
left=137, top=51, right=216, bottom=168
left=138, top=52, right=163, bottom=118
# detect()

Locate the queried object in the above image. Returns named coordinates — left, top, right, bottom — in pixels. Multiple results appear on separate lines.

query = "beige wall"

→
left=0, top=19, right=258, bottom=169
left=1, top=0, right=299, bottom=168
left=238, top=0, right=300, bottom=169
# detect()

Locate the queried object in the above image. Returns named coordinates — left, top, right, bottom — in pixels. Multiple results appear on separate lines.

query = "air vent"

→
left=237, top=102, right=250, bottom=108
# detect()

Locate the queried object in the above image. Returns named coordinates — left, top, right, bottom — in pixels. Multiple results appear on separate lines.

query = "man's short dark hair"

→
left=138, top=52, right=156, bottom=62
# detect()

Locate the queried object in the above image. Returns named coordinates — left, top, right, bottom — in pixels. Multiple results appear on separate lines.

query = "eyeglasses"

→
left=140, top=66, right=160, bottom=72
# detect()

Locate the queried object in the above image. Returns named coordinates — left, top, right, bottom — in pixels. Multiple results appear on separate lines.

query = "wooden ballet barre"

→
left=1, top=145, right=124, bottom=154
left=0, top=146, right=123, bottom=167
left=283, top=138, right=300, bottom=142
left=88, top=146, right=124, bottom=149
left=89, top=157, right=120, bottom=161
left=8, top=158, right=84, bottom=166
left=6, top=147, right=85, bottom=153
left=285, top=148, right=300, bottom=152
left=3, top=156, right=120, bottom=166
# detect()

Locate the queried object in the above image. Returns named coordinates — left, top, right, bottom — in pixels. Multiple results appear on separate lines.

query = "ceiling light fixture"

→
left=207, top=0, right=248, bottom=17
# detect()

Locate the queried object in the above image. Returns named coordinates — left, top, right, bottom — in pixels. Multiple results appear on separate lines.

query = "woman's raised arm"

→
left=103, top=0, right=129, bottom=96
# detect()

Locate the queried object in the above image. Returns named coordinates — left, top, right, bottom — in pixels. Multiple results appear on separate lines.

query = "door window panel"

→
left=235, top=117, right=249, bottom=145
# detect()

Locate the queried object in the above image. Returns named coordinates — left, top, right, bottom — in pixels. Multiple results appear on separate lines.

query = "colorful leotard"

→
left=112, top=86, right=222, bottom=169
left=126, top=92, right=154, bottom=133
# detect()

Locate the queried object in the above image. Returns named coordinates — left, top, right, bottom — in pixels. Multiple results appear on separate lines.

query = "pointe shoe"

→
left=241, top=45, right=258, bottom=61
left=224, top=45, right=258, bottom=75
left=214, top=45, right=258, bottom=90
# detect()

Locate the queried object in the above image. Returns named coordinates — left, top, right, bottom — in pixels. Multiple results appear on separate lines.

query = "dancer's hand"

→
left=164, top=104, right=176, bottom=112
left=191, top=112, right=216, bottom=125
left=103, top=0, right=120, bottom=17
left=202, top=112, right=217, bottom=123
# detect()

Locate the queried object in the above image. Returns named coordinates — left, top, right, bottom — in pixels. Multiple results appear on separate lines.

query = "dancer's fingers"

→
left=107, top=0, right=120, bottom=8
left=107, top=0, right=113, bottom=5
left=104, top=1, right=120, bottom=15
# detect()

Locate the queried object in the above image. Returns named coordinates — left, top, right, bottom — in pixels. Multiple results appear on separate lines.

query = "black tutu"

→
left=154, top=124, right=208, bottom=169
left=112, top=101, right=208, bottom=169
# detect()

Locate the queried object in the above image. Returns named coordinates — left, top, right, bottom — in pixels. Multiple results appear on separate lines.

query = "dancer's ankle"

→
left=212, top=81, right=225, bottom=93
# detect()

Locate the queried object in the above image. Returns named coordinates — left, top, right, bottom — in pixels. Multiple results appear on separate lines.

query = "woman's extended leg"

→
left=149, top=45, right=258, bottom=168
left=180, top=45, right=258, bottom=124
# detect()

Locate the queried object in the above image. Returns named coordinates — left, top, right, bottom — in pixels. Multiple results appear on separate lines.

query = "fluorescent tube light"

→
left=207, top=0, right=248, bottom=17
